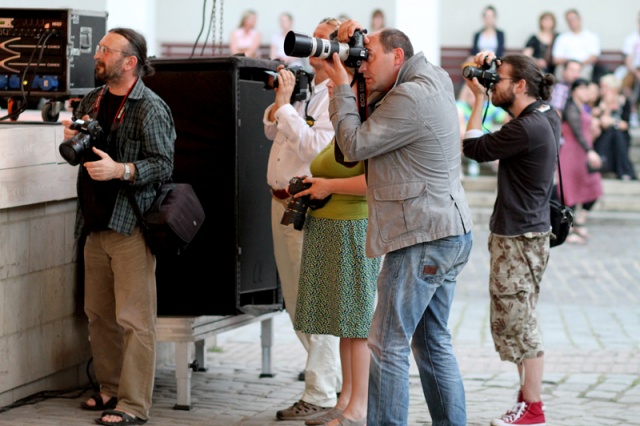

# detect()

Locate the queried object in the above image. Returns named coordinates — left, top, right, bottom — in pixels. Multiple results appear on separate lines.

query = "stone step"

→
left=623, top=127, right=640, bottom=177
left=463, top=177, right=640, bottom=206
left=630, top=126, right=640, bottom=146
left=463, top=126, right=640, bottom=226
left=462, top=175, right=640, bottom=225
left=469, top=207, right=640, bottom=228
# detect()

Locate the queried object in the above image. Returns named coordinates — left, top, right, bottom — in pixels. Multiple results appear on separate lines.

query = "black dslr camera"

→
left=462, top=57, right=501, bottom=88
left=281, top=176, right=332, bottom=231
left=264, top=65, right=314, bottom=103
left=59, top=118, right=103, bottom=166
left=283, top=29, right=369, bottom=68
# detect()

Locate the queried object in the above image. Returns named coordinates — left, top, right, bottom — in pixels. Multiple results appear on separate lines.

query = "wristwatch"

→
left=122, top=163, right=131, bottom=181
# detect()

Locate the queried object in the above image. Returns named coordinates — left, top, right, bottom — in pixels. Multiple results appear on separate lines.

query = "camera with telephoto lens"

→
left=59, top=118, right=103, bottom=166
left=264, top=65, right=314, bottom=103
left=281, top=176, right=332, bottom=231
left=462, top=57, right=501, bottom=88
left=283, top=29, right=369, bottom=68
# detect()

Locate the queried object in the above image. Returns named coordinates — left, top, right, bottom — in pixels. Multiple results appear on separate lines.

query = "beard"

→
left=491, top=89, right=515, bottom=111
left=95, top=57, right=125, bottom=85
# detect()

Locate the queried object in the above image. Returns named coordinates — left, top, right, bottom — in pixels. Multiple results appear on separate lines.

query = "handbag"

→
left=550, top=154, right=574, bottom=248
left=127, top=181, right=205, bottom=255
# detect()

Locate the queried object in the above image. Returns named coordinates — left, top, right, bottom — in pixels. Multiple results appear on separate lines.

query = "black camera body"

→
left=284, top=29, right=369, bottom=69
left=280, top=176, right=332, bottom=231
left=59, top=118, right=103, bottom=166
left=342, top=30, right=368, bottom=68
left=264, top=65, right=314, bottom=103
left=462, top=58, right=500, bottom=88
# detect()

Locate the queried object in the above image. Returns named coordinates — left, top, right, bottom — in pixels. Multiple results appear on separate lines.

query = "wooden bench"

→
left=440, top=46, right=625, bottom=87
left=159, top=42, right=272, bottom=59
left=598, top=49, right=626, bottom=74
left=156, top=311, right=281, bottom=410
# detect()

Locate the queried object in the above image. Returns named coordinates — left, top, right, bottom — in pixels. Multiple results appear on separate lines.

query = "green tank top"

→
left=308, top=140, right=368, bottom=220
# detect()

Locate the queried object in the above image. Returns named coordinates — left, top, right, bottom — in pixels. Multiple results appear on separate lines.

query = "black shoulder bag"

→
left=127, top=181, right=205, bottom=255
left=526, top=100, right=574, bottom=248
left=549, top=154, right=574, bottom=248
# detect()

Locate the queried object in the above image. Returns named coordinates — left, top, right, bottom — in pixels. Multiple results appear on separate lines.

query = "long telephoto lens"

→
left=284, top=31, right=349, bottom=61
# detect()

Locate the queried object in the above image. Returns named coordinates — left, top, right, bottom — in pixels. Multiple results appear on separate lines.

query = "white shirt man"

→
left=262, top=18, right=342, bottom=421
left=623, top=29, right=640, bottom=70
left=552, top=9, right=601, bottom=80
left=622, top=12, right=640, bottom=124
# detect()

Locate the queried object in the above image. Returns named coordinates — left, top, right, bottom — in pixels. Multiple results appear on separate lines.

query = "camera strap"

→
left=93, top=77, right=139, bottom=132
left=519, top=99, right=543, bottom=118
left=355, top=72, right=369, bottom=175
left=353, top=71, right=368, bottom=122
left=304, top=84, right=314, bottom=127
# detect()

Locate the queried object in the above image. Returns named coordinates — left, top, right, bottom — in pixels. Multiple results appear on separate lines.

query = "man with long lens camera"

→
left=62, top=28, right=174, bottom=425
left=263, top=18, right=341, bottom=422
left=322, top=20, right=473, bottom=426
left=462, top=51, right=559, bottom=426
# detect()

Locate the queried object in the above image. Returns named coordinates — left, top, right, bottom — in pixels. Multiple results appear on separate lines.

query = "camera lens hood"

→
left=284, top=31, right=349, bottom=62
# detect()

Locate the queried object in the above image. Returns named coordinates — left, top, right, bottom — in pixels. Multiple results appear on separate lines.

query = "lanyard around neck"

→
left=93, top=77, right=138, bottom=128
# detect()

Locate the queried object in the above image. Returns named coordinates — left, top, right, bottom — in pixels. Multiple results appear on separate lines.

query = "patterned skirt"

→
left=293, top=215, right=380, bottom=338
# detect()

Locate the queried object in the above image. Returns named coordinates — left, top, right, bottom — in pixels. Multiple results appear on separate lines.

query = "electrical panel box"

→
left=0, top=8, right=107, bottom=101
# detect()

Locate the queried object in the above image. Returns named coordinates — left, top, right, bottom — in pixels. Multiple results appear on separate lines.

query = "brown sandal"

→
left=321, top=415, right=366, bottom=426
left=305, top=408, right=344, bottom=425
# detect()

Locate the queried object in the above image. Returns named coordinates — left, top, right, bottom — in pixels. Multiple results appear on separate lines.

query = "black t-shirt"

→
left=463, top=101, right=561, bottom=235
left=80, top=90, right=124, bottom=232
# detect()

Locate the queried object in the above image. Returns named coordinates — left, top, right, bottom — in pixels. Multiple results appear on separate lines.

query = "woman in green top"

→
left=293, top=137, right=380, bottom=426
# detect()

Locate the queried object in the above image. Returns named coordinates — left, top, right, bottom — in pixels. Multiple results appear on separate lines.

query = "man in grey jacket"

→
left=323, top=22, right=473, bottom=426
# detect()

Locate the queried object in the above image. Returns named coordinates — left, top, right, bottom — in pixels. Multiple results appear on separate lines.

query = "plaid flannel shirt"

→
left=73, top=78, right=176, bottom=237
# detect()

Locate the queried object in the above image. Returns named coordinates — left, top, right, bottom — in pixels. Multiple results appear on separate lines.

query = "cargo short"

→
left=488, top=231, right=551, bottom=364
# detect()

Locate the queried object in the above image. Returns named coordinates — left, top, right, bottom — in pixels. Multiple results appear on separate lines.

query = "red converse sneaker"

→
left=491, top=400, right=546, bottom=425
left=516, top=390, right=546, bottom=412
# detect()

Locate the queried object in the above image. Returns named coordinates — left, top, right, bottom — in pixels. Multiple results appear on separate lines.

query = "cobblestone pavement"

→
left=0, top=222, right=638, bottom=425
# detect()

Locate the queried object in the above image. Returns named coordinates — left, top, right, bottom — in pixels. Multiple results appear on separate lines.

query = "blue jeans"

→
left=367, top=232, right=472, bottom=426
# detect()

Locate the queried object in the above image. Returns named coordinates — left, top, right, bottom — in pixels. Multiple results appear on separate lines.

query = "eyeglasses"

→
left=96, top=44, right=132, bottom=56
left=499, top=77, right=515, bottom=82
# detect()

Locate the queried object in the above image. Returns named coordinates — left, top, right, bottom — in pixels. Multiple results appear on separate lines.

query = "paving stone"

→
left=1, top=223, right=639, bottom=425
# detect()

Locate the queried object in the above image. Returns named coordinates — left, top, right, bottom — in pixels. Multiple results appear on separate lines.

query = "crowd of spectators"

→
left=458, top=5, right=638, bottom=249
left=461, top=6, right=639, bottom=183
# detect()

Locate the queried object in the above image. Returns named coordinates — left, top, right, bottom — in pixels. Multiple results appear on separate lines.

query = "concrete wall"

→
left=0, top=124, right=91, bottom=406
left=0, top=119, right=183, bottom=402
left=0, top=199, right=91, bottom=406
left=8, top=1, right=636, bottom=59
left=150, top=0, right=637, bottom=52
left=440, top=0, right=637, bottom=52
left=152, top=0, right=396, bottom=54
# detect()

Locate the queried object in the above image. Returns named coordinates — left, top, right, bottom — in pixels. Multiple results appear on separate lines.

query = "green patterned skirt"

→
left=293, top=215, right=380, bottom=338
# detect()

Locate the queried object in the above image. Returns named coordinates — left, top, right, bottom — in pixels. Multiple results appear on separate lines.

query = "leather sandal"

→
left=80, top=393, right=117, bottom=411
left=95, top=409, right=147, bottom=425
left=321, top=414, right=366, bottom=426
left=305, top=408, right=344, bottom=425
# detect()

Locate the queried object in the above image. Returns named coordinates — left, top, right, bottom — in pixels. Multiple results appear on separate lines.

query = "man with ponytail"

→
left=463, top=52, right=559, bottom=426
left=63, top=27, right=175, bottom=426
